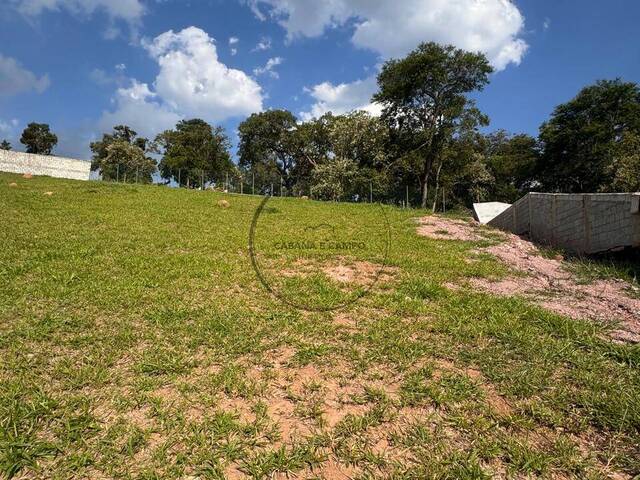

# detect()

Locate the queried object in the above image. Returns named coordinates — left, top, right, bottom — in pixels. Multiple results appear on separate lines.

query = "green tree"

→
left=20, top=123, right=58, bottom=155
left=329, top=111, right=389, bottom=169
left=238, top=110, right=300, bottom=193
left=310, top=158, right=359, bottom=201
left=290, top=113, right=334, bottom=195
left=456, top=153, right=495, bottom=204
left=90, top=125, right=153, bottom=181
left=374, top=42, right=493, bottom=208
left=485, top=131, right=540, bottom=202
left=326, top=111, right=392, bottom=201
left=292, top=111, right=393, bottom=201
left=426, top=106, right=489, bottom=210
left=155, top=119, right=233, bottom=188
left=99, top=141, right=156, bottom=183
left=608, top=131, right=640, bottom=192
left=0, top=140, right=11, bottom=150
left=538, top=79, right=640, bottom=192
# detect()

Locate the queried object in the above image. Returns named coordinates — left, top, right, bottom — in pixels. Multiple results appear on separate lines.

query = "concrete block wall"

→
left=488, top=192, right=640, bottom=254
left=489, top=194, right=532, bottom=235
left=0, top=149, right=91, bottom=181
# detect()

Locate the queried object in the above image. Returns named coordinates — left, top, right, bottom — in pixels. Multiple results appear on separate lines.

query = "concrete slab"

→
left=473, top=202, right=511, bottom=224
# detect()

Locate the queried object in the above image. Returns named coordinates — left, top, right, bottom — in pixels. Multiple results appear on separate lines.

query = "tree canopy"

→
left=608, top=131, right=640, bottom=192
left=155, top=119, right=233, bottom=188
left=238, top=110, right=301, bottom=192
left=0, top=140, right=11, bottom=151
left=538, top=79, right=640, bottom=192
left=76, top=44, right=640, bottom=208
left=484, top=131, right=540, bottom=202
left=91, top=125, right=154, bottom=182
left=374, top=42, right=493, bottom=207
left=20, top=123, right=58, bottom=155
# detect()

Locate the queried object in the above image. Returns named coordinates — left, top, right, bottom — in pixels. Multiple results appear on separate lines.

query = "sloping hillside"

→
left=1, top=173, right=639, bottom=479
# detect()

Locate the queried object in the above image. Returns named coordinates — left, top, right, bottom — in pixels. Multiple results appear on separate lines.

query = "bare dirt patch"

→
left=332, top=312, right=356, bottom=328
left=417, top=216, right=640, bottom=343
left=322, top=260, right=395, bottom=286
left=282, top=257, right=397, bottom=287
left=416, top=216, right=485, bottom=241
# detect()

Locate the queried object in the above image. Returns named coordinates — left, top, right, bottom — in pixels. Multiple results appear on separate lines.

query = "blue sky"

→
left=0, top=0, right=638, bottom=159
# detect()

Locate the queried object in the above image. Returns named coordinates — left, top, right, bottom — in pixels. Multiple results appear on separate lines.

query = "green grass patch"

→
left=1, top=173, right=639, bottom=478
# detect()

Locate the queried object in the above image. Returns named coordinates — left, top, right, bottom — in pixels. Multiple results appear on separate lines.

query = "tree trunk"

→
left=431, top=161, right=443, bottom=212
left=420, top=171, right=429, bottom=209
left=420, top=156, right=434, bottom=209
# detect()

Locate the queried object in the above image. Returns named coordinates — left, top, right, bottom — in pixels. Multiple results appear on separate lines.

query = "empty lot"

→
left=1, top=173, right=639, bottom=479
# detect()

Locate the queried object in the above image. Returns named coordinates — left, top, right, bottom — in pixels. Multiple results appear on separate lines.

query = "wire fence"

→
left=103, top=166, right=447, bottom=211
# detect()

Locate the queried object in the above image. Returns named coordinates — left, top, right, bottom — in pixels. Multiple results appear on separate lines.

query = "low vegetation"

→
left=1, top=173, right=639, bottom=479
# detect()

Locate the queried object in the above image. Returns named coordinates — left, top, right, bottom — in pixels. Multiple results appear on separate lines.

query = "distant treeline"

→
left=6, top=42, right=638, bottom=209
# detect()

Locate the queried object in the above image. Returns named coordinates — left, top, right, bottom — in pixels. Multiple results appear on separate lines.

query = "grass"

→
left=1, top=172, right=639, bottom=479
left=537, top=245, right=640, bottom=297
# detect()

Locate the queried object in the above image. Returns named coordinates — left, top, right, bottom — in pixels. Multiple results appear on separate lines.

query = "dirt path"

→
left=416, top=216, right=640, bottom=343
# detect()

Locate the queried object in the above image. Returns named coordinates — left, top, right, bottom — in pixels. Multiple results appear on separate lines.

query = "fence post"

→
left=406, top=185, right=409, bottom=209
left=280, top=177, right=284, bottom=197
left=178, top=168, right=181, bottom=187
left=116, top=164, right=120, bottom=183
left=252, top=172, right=255, bottom=195
left=369, top=180, right=373, bottom=203
left=135, top=166, right=139, bottom=184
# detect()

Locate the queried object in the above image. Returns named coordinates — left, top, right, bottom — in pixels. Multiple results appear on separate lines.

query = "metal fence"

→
left=99, top=165, right=455, bottom=211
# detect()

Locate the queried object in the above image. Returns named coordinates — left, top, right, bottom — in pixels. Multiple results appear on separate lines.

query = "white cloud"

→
left=249, top=0, right=527, bottom=70
left=300, top=75, right=382, bottom=121
left=253, top=56, right=283, bottom=78
left=98, top=80, right=181, bottom=139
left=229, top=36, right=239, bottom=55
left=543, top=17, right=551, bottom=31
left=103, top=25, right=121, bottom=40
left=89, top=68, right=111, bottom=85
left=249, top=0, right=350, bottom=38
left=145, top=27, right=263, bottom=120
left=12, top=0, right=144, bottom=22
left=11, top=0, right=145, bottom=38
left=0, top=54, right=50, bottom=96
left=252, top=36, right=272, bottom=51
left=0, top=118, right=19, bottom=136
left=99, top=27, right=264, bottom=138
left=89, top=64, right=126, bottom=86
left=0, top=118, right=20, bottom=151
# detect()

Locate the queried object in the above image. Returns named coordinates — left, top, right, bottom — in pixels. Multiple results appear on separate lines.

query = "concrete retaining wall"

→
left=488, top=192, right=640, bottom=254
left=0, top=149, right=91, bottom=181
